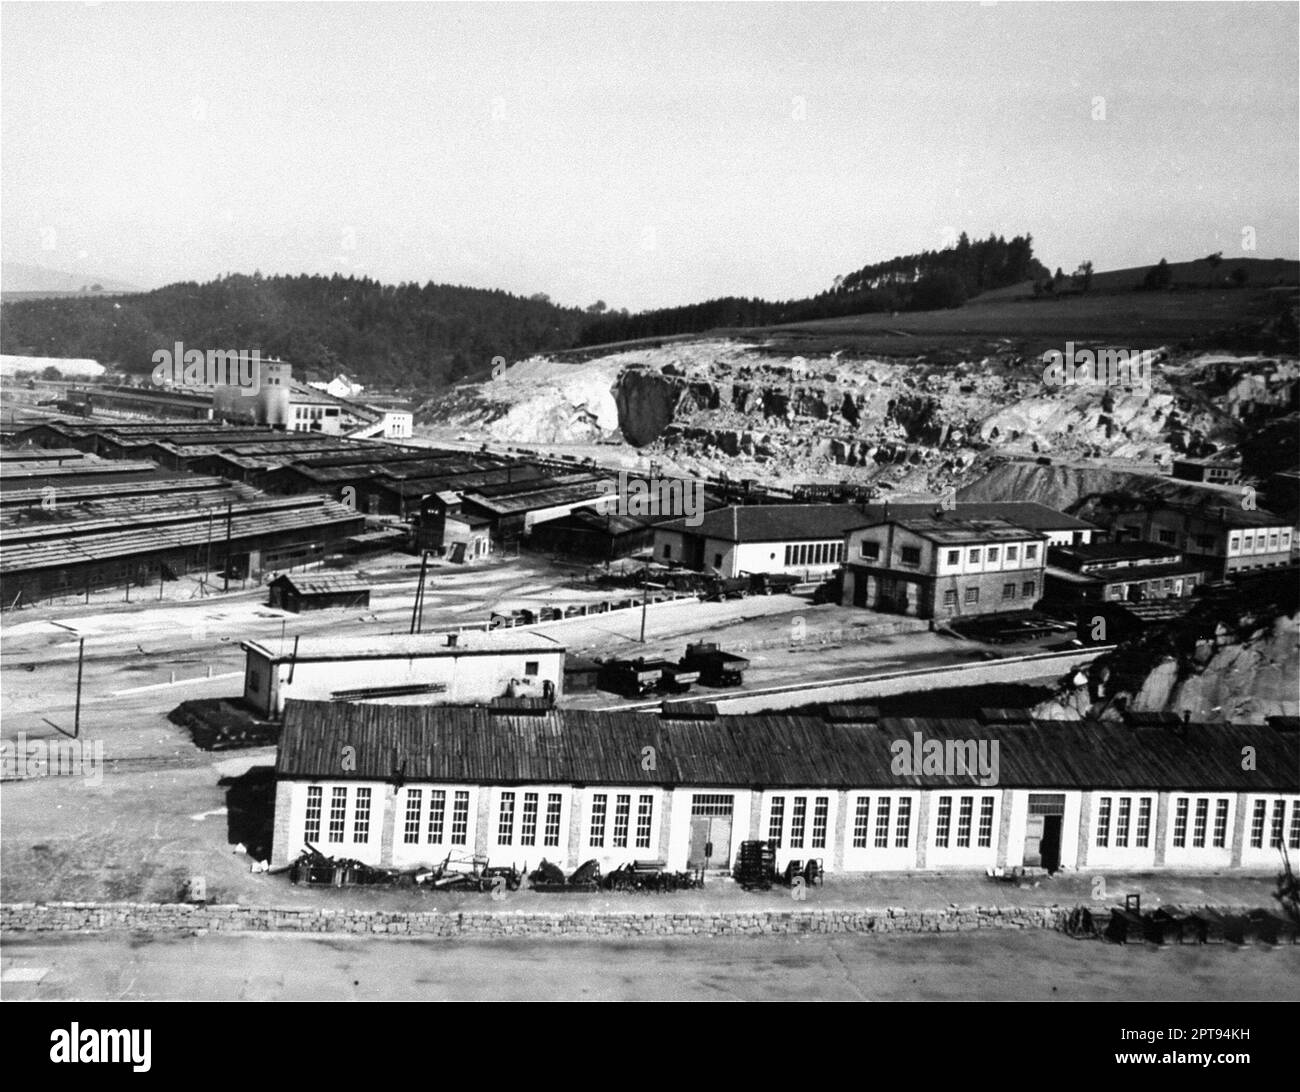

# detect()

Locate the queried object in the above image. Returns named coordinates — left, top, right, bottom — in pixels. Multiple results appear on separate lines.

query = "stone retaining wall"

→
left=2, top=901, right=1068, bottom=937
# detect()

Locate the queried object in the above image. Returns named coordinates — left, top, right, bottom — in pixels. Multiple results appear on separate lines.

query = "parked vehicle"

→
left=681, top=641, right=749, bottom=687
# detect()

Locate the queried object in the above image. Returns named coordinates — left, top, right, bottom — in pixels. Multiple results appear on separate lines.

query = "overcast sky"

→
left=2, top=1, right=1296, bottom=310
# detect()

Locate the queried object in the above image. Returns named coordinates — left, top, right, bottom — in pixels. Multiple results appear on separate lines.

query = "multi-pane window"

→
left=427, top=790, right=446, bottom=843
left=613, top=794, right=631, bottom=848
left=1213, top=799, right=1229, bottom=849
left=1250, top=800, right=1267, bottom=849
left=1136, top=798, right=1151, bottom=847
left=1022, top=582, right=1035, bottom=598
left=451, top=790, right=469, bottom=845
left=546, top=793, right=564, bottom=848
left=305, top=785, right=322, bottom=843
left=329, top=787, right=347, bottom=843
left=859, top=541, right=880, bottom=561
left=965, top=587, right=979, bottom=604
left=1096, top=796, right=1112, bottom=848
left=1002, top=583, right=1016, bottom=600
left=943, top=590, right=958, bottom=607
left=935, top=796, right=953, bottom=848
left=635, top=795, right=653, bottom=849
left=790, top=797, right=807, bottom=848
left=771, top=797, right=787, bottom=847
left=1115, top=797, right=1131, bottom=848
left=589, top=794, right=607, bottom=847
left=811, top=797, right=829, bottom=849
left=1025, top=544, right=1038, bottom=560
left=1192, top=798, right=1209, bottom=849
left=353, top=787, right=372, bottom=843
left=404, top=789, right=423, bottom=844
left=946, top=550, right=959, bottom=566
left=497, top=791, right=516, bottom=845
left=968, top=549, right=980, bottom=564
left=874, top=797, right=891, bottom=849
left=900, top=546, right=921, bottom=566
left=1006, top=546, right=1018, bottom=561
left=1173, top=797, right=1189, bottom=848
left=690, top=794, right=733, bottom=815
left=520, top=792, right=539, bottom=846
left=956, top=796, right=974, bottom=848
left=987, top=547, right=999, bottom=563
left=895, top=797, right=912, bottom=848
left=1271, top=800, right=1286, bottom=849
left=1289, top=803, right=1300, bottom=851
left=978, top=796, right=994, bottom=848
left=852, top=797, right=870, bottom=848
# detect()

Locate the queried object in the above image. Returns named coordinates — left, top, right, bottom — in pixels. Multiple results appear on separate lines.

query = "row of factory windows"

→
left=939, top=581, right=1036, bottom=607
left=303, top=786, right=1300, bottom=855
left=860, top=542, right=1041, bottom=566
left=783, top=541, right=845, bottom=567
left=1094, top=795, right=1300, bottom=851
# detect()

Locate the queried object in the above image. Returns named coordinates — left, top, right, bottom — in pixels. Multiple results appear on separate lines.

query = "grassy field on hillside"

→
left=721, top=285, right=1296, bottom=361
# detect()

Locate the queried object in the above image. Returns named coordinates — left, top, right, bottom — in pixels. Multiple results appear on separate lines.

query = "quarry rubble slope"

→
left=418, top=339, right=1296, bottom=496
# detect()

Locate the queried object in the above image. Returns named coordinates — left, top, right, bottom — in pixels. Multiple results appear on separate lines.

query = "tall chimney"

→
left=446, top=633, right=458, bottom=648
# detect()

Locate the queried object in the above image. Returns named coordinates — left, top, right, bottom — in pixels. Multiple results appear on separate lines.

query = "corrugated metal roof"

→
left=268, top=573, right=372, bottom=596
left=276, top=702, right=1300, bottom=792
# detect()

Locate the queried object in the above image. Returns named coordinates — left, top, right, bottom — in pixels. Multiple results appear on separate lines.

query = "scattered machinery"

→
left=603, top=859, right=702, bottom=892
left=733, top=840, right=822, bottom=892
left=528, top=858, right=601, bottom=893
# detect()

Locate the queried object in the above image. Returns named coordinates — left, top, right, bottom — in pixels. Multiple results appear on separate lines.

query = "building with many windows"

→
left=1076, top=495, right=1297, bottom=578
left=842, top=515, right=1049, bottom=619
left=652, top=504, right=861, bottom=579
left=271, top=701, right=1299, bottom=875
left=1043, top=541, right=1216, bottom=605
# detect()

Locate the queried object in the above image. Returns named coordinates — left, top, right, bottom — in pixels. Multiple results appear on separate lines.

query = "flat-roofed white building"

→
left=242, top=630, right=564, bottom=716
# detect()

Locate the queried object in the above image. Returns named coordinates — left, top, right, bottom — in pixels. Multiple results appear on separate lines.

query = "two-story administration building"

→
left=842, top=515, right=1048, bottom=619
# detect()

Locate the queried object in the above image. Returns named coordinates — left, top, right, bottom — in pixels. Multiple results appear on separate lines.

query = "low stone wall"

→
left=1, top=901, right=1066, bottom=937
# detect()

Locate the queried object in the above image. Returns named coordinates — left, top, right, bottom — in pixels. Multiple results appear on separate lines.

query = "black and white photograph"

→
left=0, top=0, right=1297, bottom=1040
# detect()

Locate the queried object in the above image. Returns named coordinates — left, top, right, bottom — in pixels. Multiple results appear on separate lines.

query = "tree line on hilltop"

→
left=2, top=233, right=1050, bottom=386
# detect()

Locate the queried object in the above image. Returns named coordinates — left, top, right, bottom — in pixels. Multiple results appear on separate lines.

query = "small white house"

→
left=242, top=630, right=564, bottom=716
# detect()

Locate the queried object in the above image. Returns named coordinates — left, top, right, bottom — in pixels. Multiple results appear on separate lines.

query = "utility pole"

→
left=73, top=637, right=84, bottom=738
left=223, top=503, right=233, bottom=593
left=640, top=578, right=648, bottom=643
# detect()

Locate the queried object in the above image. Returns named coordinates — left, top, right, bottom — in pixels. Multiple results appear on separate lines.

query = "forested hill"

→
left=0, top=273, right=587, bottom=388
left=576, top=233, right=1050, bottom=345
left=1, top=233, right=1051, bottom=386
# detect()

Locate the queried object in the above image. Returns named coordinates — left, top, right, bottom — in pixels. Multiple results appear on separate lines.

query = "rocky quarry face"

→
left=1033, top=612, right=1300, bottom=724
left=418, top=340, right=1296, bottom=494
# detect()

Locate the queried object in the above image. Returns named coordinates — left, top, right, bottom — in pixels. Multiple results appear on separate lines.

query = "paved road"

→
left=3, top=931, right=1297, bottom=1002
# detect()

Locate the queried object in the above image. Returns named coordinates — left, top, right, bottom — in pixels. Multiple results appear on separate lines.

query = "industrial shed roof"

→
left=276, top=702, right=1300, bottom=792
left=656, top=503, right=868, bottom=543
left=854, top=516, right=1048, bottom=545
left=1, top=498, right=362, bottom=574
left=267, top=573, right=372, bottom=596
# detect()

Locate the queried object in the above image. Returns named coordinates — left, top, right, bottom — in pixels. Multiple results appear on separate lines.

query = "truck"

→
left=597, top=657, right=664, bottom=697
left=681, top=641, right=749, bottom=687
